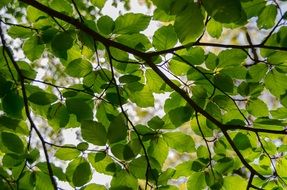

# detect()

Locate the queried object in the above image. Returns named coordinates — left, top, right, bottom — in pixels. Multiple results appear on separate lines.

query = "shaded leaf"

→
left=72, top=161, right=92, bottom=187
left=107, top=114, right=127, bottom=144
left=28, top=91, right=57, bottom=105
left=1, top=132, right=24, bottom=154
left=81, top=120, right=107, bottom=146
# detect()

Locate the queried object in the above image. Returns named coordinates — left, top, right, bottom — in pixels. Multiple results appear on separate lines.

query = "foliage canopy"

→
left=1, top=0, right=287, bottom=189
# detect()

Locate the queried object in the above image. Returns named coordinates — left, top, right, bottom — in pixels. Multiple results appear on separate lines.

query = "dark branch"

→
left=0, top=23, right=58, bottom=190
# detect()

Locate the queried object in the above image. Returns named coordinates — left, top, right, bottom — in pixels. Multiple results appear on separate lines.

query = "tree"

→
left=1, top=0, right=287, bottom=189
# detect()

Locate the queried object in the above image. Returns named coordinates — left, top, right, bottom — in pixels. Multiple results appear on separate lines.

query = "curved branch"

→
left=17, top=0, right=276, bottom=181
left=0, top=23, right=57, bottom=190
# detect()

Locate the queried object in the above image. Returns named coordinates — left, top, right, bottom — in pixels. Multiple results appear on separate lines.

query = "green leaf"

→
left=97, top=15, right=114, bottom=35
left=72, top=161, right=92, bottom=187
left=174, top=2, right=204, bottom=43
left=0, top=0, right=11, bottom=8
left=247, top=63, right=268, bottom=82
left=2, top=90, right=24, bottom=119
left=51, top=31, right=74, bottom=59
left=0, top=76, right=12, bottom=98
left=168, top=106, right=193, bottom=127
left=145, top=69, right=166, bottom=93
left=158, top=168, right=176, bottom=185
left=18, top=61, right=37, bottom=79
left=128, top=85, right=154, bottom=107
left=28, top=91, right=57, bottom=105
left=242, top=0, right=266, bottom=18
left=153, top=8, right=175, bottom=21
left=114, top=13, right=151, bottom=34
left=91, top=0, right=106, bottom=9
left=116, top=33, right=151, bottom=51
left=26, top=5, right=47, bottom=23
left=205, top=170, right=224, bottom=189
left=257, top=4, right=277, bottom=29
left=23, top=35, right=45, bottom=61
left=77, top=142, right=89, bottom=151
left=153, top=25, right=177, bottom=50
left=246, top=99, right=269, bottom=117
left=66, top=98, right=93, bottom=122
left=81, top=183, right=106, bottom=190
left=187, top=172, right=206, bottom=190
left=47, top=103, right=70, bottom=129
left=267, top=51, right=287, bottom=65
left=207, top=19, right=223, bottom=38
left=168, top=59, right=190, bottom=76
left=27, top=149, right=40, bottom=164
left=119, top=75, right=141, bottom=83
left=1, top=132, right=24, bottom=154
left=265, top=69, right=287, bottom=97
left=164, top=92, right=186, bottom=113
left=217, top=49, right=247, bottom=68
left=173, top=161, right=195, bottom=178
left=107, top=114, right=127, bottom=144
left=35, top=172, right=54, bottom=190
left=2, top=153, right=24, bottom=167
left=151, top=0, right=175, bottom=13
left=88, top=153, right=116, bottom=175
left=163, top=132, right=195, bottom=153
left=111, top=143, right=136, bottom=161
left=8, top=26, right=33, bottom=39
left=203, top=0, right=243, bottom=23
left=81, top=120, right=107, bottom=146
left=65, top=58, right=93, bottom=77
left=148, top=137, right=169, bottom=166
left=254, top=117, right=285, bottom=130
left=233, top=133, right=251, bottom=150
left=214, top=157, right=235, bottom=174
left=49, top=0, right=73, bottom=14
left=223, top=175, right=247, bottom=190
left=54, top=147, right=80, bottom=161
left=110, top=170, right=138, bottom=190
left=214, top=74, right=234, bottom=93
left=148, top=116, right=164, bottom=129
left=271, top=107, right=287, bottom=119
left=129, top=156, right=147, bottom=179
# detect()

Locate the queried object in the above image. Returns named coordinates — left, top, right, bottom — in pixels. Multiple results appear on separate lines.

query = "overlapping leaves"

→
left=0, top=0, right=287, bottom=189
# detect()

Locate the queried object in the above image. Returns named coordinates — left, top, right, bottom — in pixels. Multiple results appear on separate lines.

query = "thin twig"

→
left=71, top=0, right=84, bottom=22
left=106, top=46, right=156, bottom=189
left=195, top=112, right=215, bottom=177
left=0, top=23, right=58, bottom=190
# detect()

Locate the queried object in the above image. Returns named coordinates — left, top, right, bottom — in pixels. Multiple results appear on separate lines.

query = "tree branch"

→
left=17, top=0, right=279, bottom=181
left=0, top=23, right=57, bottom=190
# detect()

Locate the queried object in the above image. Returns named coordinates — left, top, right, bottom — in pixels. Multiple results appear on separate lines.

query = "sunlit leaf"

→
left=163, top=132, right=195, bottom=153
left=114, top=13, right=151, bottom=34
left=174, top=2, right=204, bottom=43
left=55, top=147, right=80, bottom=160
left=153, top=25, right=177, bottom=50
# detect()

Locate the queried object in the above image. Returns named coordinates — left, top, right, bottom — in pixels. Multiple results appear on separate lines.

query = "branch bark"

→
left=17, top=0, right=278, bottom=180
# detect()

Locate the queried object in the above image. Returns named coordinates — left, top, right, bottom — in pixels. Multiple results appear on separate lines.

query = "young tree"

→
left=1, top=0, right=287, bottom=189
